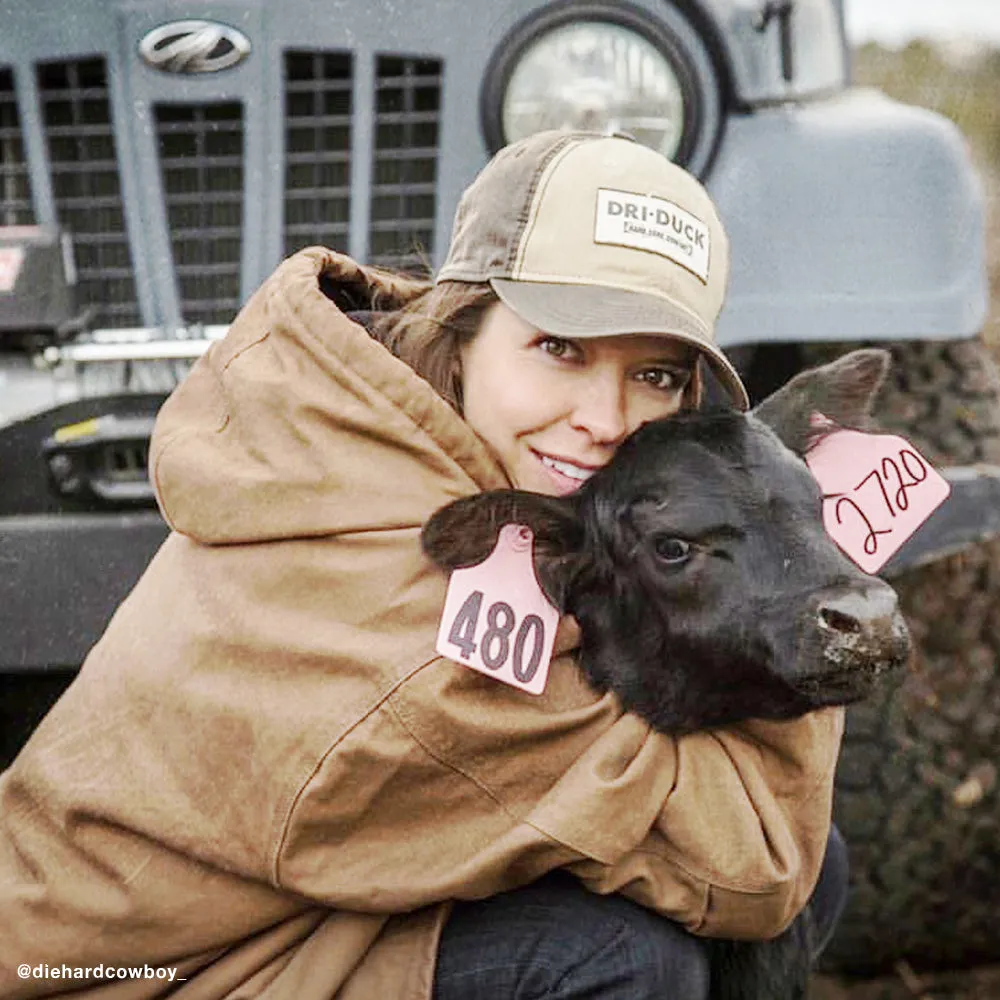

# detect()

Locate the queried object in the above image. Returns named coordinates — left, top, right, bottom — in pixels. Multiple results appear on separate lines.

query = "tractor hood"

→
left=696, top=0, right=848, bottom=103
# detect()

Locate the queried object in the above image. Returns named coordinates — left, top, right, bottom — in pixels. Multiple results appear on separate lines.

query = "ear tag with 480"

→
left=435, top=524, right=560, bottom=695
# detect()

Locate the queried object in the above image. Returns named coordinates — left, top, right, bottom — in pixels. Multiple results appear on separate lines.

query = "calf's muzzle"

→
left=796, top=582, right=911, bottom=702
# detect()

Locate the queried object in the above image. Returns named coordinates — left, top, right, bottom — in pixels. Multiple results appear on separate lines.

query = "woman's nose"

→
left=569, top=373, right=630, bottom=444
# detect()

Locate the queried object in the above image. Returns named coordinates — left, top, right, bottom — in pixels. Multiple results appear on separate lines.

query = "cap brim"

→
left=491, top=278, right=749, bottom=411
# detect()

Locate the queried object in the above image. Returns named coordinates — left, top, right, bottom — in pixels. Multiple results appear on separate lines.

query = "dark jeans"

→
left=433, top=827, right=849, bottom=1000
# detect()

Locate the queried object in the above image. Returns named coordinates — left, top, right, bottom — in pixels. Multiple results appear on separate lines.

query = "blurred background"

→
left=847, top=0, right=1000, bottom=360
left=820, top=12, right=1000, bottom=1000
left=821, top=9, right=1000, bottom=997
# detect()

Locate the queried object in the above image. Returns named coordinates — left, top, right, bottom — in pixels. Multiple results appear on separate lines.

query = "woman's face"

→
left=460, top=301, right=696, bottom=496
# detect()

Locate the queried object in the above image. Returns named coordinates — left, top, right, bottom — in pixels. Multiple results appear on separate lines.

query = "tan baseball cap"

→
left=437, top=129, right=749, bottom=410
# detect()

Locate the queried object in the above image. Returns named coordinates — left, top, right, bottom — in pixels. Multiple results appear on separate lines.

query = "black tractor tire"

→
left=761, top=338, right=1000, bottom=974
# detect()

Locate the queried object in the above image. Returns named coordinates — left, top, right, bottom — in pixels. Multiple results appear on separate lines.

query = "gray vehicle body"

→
left=0, top=0, right=997, bottom=691
left=0, top=0, right=987, bottom=346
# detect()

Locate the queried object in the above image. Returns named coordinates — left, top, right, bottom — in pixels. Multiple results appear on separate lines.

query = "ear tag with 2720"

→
left=805, top=417, right=951, bottom=574
left=435, top=524, right=560, bottom=695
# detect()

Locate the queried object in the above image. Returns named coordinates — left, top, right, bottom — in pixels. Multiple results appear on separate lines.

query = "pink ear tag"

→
left=0, top=246, right=25, bottom=293
left=804, top=415, right=951, bottom=574
left=435, top=524, right=560, bottom=695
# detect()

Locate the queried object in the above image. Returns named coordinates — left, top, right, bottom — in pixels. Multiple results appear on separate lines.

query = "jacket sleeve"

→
left=276, top=645, right=844, bottom=942
left=562, top=709, right=845, bottom=939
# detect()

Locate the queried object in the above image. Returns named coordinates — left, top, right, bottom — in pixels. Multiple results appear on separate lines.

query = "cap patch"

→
left=593, top=188, right=710, bottom=284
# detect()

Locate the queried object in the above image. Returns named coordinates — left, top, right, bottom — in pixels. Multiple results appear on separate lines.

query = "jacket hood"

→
left=151, top=248, right=509, bottom=544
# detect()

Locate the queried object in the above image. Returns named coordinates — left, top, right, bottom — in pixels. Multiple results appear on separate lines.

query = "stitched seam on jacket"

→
left=384, top=698, right=516, bottom=817
left=220, top=328, right=271, bottom=370
left=271, top=652, right=441, bottom=885
left=384, top=695, right=588, bottom=855
left=150, top=319, right=267, bottom=516
left=628, top=844, right=788, bottom=897
left=272, top=653, right=526, bottom=886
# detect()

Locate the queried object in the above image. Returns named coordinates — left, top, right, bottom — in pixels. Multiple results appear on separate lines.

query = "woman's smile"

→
left=533, top=450, right=601, bottom=495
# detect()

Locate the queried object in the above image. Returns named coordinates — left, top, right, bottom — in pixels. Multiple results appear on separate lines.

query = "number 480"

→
left=447, top=589, right=546, bottom=683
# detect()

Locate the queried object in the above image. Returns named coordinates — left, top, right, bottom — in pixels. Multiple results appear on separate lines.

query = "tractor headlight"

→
left=481, top=4, right=723, bottom=176
left=504, top=23, right=685, bottom=159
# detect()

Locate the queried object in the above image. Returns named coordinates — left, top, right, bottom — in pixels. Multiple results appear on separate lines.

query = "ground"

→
left=813, top=964, right=1000, bottom=1000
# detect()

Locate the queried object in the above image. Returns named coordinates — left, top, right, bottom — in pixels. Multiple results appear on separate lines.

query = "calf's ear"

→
left=751, top=348, right=890, bottom=455
left=421, top=491, right=584, bottom=605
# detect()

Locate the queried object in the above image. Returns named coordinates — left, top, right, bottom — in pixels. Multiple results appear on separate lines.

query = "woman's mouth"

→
left=536, top=453, right=599, bottom=495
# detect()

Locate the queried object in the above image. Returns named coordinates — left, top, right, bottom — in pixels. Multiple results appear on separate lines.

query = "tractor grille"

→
left=283, top=50, right=353, bottom=258
left=156, top=103, right=244, bottom=326
left=282, top=50, right=443, bottom=273
left=370, top=55, right=442, bottom=273
left=37, top=58, right=141, bottom=327
left=0, top=67, right=33, bottom=226
left=0, top=49, right=444, bottom=328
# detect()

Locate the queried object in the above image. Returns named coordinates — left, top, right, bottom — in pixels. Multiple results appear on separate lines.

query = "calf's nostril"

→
left=818, top=606, right=863, bottom=635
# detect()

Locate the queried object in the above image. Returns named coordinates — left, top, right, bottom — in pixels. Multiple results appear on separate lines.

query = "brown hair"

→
left=371, top=277, right=704, bottom=413
left=370, top=280, right=498, bottom=412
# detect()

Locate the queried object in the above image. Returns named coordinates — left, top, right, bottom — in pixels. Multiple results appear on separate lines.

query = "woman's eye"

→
left=639, top=367, right=689, bottom=392
left=654, top=536, right=692, bottom=564
left=538, top=336, right=576, bottom=359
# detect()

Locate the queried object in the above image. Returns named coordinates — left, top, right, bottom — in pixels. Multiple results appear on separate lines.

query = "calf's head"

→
left=422, top=349, right=911, bottom=734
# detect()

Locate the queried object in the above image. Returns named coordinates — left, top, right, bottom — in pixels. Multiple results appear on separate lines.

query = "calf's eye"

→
left=654, top=536, right=692, bottom=564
